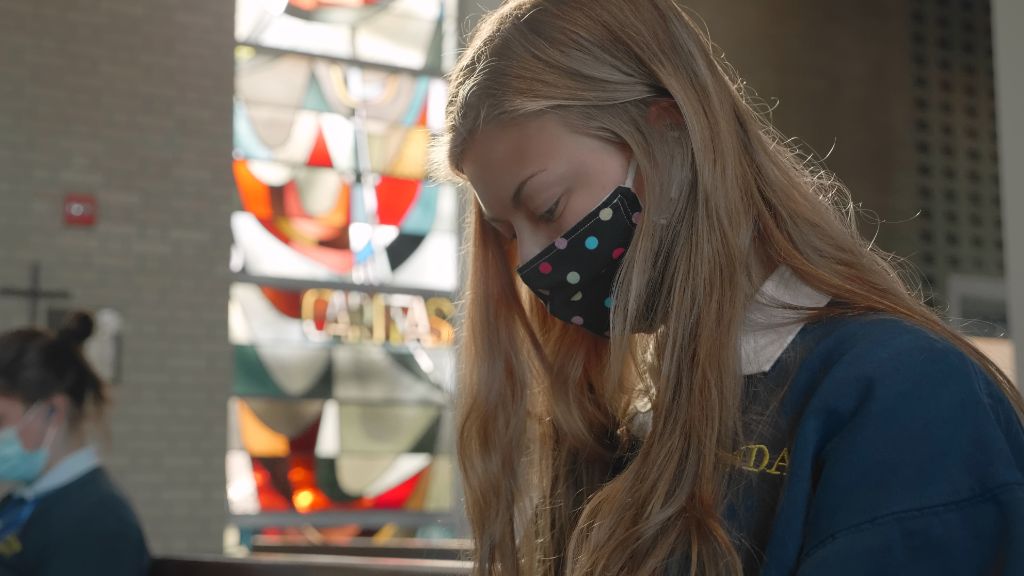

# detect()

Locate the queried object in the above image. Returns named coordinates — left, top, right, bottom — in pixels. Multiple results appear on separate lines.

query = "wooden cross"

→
left=0, top=262, right=71, bottom=326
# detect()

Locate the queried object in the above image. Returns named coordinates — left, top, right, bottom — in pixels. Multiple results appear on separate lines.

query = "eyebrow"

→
left=483, top=169, right=546, bottom=224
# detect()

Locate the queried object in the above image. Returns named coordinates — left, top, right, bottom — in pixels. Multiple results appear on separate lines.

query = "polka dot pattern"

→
left=515, top=183, right=643, bottom=337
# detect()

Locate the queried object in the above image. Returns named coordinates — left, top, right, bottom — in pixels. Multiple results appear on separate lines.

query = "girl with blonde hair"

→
left=437, top=1, right=1024, bottom=574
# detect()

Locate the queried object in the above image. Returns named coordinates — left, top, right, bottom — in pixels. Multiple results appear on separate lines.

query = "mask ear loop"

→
left=20, top=403, right=60, bottom=452
left=39, top=408, right=59, bottom=452
left=624, top=158, right=639, bottom=188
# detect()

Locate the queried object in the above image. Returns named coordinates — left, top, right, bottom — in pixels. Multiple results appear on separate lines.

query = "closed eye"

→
left=538, top=197, right=562, bottom=223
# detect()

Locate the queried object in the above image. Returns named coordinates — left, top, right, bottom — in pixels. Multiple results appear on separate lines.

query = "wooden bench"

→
left=250, top=536, right=473, bottom=562
left=150, top=553, right=472, bottom=575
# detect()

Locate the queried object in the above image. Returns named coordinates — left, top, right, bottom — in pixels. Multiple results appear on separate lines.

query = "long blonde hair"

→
left=435, top=1, right=1024, bottom=574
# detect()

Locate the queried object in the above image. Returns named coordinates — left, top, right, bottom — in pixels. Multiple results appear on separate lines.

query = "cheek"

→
left=515, top=228, right=560, bottom=266
left=15, top=416, right=50, bottom=452
left=559, top=187, right=614, bottom=232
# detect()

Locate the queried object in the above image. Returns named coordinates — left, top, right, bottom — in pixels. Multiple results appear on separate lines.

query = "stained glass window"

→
left=236, top=0, right=448, bottom=71
left=232, top=47, right=458, bottom=291
left=227, top=0, right=460, bottom=548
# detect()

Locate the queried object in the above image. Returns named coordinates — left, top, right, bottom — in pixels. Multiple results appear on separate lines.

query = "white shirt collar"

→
left=628, top=266, right=830, bottom=437
left=16, top=445, right=101, bottom=500
left=740, top=266, right=831, bottom=375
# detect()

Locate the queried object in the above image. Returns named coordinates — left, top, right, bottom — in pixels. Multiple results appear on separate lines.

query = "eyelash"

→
left=538, top=197, right=562, bottom=222
left=497, top=196, right=563, bottom=241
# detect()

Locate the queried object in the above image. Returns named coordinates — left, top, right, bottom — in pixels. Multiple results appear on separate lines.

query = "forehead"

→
left=462, top=115, right=571, bottom=185
left=462, top=115, right=625, bottom=213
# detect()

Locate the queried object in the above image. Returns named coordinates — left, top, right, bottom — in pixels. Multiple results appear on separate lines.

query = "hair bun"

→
left=57, top=311, right=95, bottom=347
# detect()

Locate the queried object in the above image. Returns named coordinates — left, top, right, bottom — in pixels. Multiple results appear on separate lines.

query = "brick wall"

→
left=0, top=0, right=235, bottom=555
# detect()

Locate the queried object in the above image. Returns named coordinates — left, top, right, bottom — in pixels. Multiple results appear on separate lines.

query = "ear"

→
left=48, top=394, right=72, bottom=427
left=646, top=98, right=685, bottom=128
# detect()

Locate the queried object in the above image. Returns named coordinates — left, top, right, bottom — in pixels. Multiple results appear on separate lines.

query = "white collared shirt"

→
left=16, top=445, right=101, bottom=501
left=740, top=266, right=832, bottom=376
left=629, top=266, right=831, bottom=437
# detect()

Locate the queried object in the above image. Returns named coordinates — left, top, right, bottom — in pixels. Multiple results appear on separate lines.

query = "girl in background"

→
left=0, top=312, right=149, bottom=575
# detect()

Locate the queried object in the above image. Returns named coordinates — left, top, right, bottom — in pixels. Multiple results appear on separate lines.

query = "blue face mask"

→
left=0, top=404, right=56, bottom=484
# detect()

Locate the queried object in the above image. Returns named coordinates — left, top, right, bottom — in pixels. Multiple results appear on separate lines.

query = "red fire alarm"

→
left=64, top=194, right=97, bottom=226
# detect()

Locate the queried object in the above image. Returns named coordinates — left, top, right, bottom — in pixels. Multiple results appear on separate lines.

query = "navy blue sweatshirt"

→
left=0, top=468, right=149, bottom=575
left=726, top=313, right=1024, bottom=575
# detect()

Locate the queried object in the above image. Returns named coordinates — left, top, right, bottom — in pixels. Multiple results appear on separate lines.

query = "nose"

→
left=515, top=231, right=550, bottom=268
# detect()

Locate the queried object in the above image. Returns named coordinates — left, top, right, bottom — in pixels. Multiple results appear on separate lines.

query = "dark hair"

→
left=0, top=311, right=108, bottom=421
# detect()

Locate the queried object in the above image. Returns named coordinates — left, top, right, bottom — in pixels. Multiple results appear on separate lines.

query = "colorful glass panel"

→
left=229, top=0, right=458, bottom=539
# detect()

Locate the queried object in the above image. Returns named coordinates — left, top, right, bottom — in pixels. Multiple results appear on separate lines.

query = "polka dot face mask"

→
left=516, top=159, right=642, bottom=337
